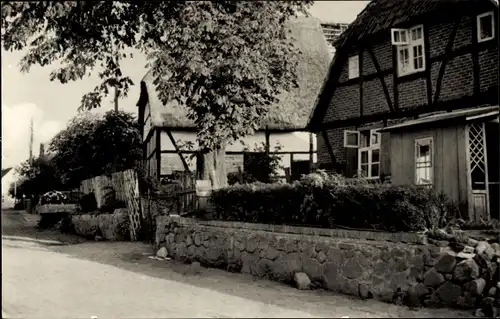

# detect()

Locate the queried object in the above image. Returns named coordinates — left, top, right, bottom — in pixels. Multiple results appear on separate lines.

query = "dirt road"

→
left=2, top=210, right=473, bottom=318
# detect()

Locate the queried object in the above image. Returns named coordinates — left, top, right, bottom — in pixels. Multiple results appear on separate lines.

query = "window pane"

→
left=411, top=29, right=416, bottom=41
left=360, top=164, right=369, bottom=176
left=346, top=133, right=358, bottom=146
left=360, top=132, right=370, bottom=147
left=371, top=149, right=380, bottom=163
left=371, top=133, right=379, bottom=145
left=394, top=31, right=400, bottom=43
left=416, top=167, right=432, bottom=185
left=371, top=163, right=380, bottom=177
left=401, top=31, right=407, bottom=42
left=480, top=15, right=493, bottom=39
left=417, top=144, right=430, bottom=162
left=361, top=150, right=369, bottom=164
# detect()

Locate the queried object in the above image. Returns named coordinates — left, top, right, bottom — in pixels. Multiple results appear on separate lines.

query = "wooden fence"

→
left=79, top=169, right=142, bottom=241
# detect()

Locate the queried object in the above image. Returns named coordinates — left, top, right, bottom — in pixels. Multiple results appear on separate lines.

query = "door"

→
left=467, top=122, right=490, bottom=221
left=485, top=121, right=499, bottom=219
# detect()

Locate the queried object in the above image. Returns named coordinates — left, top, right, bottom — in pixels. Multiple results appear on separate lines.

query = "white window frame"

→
left=414, top=137, right=434, bottom=186
left=343, top=130, right=360, bottom=148
left=394, top=24, right=426, bottom=77
left=477, top=11, right=495, bottom=43
left=348, top=55, right=360, bottom=79
left=357, top=129, right=381, bottom=179
left=391, top=28, right=409, bottom=46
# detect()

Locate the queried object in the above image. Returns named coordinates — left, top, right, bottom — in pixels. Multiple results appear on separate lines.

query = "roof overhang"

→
left=379, top=106, right=499, bottom=133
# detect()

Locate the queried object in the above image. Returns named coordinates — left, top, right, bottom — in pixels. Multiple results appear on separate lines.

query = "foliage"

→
left=49, top=110, right=142, bottom=187
left=227, top=142, right=284, bottom=185
left=2, top=1, right=312, bottom=152
left=211, top=172, right=457, bottom=232
left=8, top=156, right=64, bottom=200
left=39, top=191, right=68, bottom=205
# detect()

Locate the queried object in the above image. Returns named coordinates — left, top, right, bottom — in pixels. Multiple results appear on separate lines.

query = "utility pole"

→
left=29, top=117, right=34, bottom=162
left=114, top=85, right=119, bottom=111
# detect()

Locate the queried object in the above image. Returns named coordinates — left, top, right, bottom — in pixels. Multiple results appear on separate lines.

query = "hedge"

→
left=210, top=172, right=457, bottom=232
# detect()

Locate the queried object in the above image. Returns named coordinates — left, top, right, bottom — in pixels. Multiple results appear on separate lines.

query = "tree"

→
left=2, top=1, right=312, bottom=187
left=8, top=156, right=63, bottom=200
left=49, top=110, right=142, bottom=187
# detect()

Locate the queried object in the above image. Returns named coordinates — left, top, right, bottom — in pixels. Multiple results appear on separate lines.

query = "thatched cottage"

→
left=136, top=17, right=331, bottom=182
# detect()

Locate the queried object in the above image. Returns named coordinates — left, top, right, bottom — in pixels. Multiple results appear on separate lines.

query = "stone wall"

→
left=156, top=216, right=500, bottom=312
left=71, top=209, right=130, bottom=241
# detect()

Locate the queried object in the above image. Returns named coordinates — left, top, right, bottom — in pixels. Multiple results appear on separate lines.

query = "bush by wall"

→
left=210, top=172, right=457, bottom=232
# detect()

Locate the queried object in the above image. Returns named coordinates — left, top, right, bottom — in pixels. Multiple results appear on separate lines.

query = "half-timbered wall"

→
left=158, top=130, right=317, bottom=179
left=317, top=4, right=498, bottom=173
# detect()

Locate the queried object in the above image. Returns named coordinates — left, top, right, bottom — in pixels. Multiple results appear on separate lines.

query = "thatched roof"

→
left=1, top=167, right=13, bottom=179
left=332, top=0, right=498, bottom=50
left=139, top=16, right=331, bottom=131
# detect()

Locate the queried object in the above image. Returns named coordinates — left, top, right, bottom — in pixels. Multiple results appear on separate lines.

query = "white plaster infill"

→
left=167, top=216, right=428, bottom=245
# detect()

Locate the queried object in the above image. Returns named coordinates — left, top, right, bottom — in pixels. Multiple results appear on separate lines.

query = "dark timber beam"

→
left=433, top=19, right=461, bottom=106
left=471, top=13, right=480, bottom=96
left=165, top=130, right=190, bottom=172
left=156, top=128, right=161, bottom=180
left=359, top=48, right=364, bottom=117
left=321, top=130, right=337, bottom=167
left=314, top=88, right=498, bottom=131
left=424, top=23, right=433, bottom=106
left=367, top=47, right=395, bottom=112
left=391, top=45, right=400, bottom=110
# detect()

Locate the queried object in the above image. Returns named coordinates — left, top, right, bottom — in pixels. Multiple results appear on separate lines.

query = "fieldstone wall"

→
left=156, top=216, right=500, bottom=313
left=71, top=208, right=130, bottom=241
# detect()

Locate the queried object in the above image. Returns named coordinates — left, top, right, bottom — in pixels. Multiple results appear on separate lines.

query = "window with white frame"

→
left=391, top=25, right=425, bottom=77
left=477, top=12, right=495, bottom=43
left=348, top=55, right=360, bottom=79
left=358, top=130, right=381, bottom=178
left=343, top=129, right=381, bottom=178
left=414, top=137, right=433, bottom=186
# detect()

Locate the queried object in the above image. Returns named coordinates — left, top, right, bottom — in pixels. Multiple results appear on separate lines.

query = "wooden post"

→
left=309, top=133, right=314, bottom=173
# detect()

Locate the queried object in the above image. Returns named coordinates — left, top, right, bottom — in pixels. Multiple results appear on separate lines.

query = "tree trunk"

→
left=199, top=146, right=227, bottom=189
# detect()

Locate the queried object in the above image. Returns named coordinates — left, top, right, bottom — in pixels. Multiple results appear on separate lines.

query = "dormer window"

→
left=348, top=55, right=360, bottom=79
left=391, top=25, right=425, bottom=77
left=477, top=12, right=495, bottom=43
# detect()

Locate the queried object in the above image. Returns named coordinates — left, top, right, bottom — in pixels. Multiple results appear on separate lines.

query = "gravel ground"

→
left=2, top=210, right=474, bottom=318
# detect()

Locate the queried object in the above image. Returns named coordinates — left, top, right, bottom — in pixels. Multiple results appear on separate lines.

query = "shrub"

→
left=40, top=191, right=68, bottom=205
left=210, top=173, right=455, bottom=232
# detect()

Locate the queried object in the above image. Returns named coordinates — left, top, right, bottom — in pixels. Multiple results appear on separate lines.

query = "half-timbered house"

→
left=137, top=17, right=331, bottom=183
left=307, top=0, right=499, bottom=220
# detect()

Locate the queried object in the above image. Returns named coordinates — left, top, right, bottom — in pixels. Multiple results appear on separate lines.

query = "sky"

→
left=1, top=1, right=369, bottom=169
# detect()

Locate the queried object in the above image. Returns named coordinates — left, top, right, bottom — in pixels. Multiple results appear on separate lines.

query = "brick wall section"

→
left=430, top=54, right=474, bottom=102
left=317, top=126, right=357, bottom=167
left=399, top=78, right=428, bottom=109
left=479, top=49, right=499, bottom=92
left=363, top=75, right=394, bottom=115
left=323, top=86, right=360, bottom=122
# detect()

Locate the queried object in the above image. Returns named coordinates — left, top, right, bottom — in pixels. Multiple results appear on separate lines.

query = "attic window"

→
left=477, top=12, right=495, bottom=42
left=394, top=24, right=425, bottom=77
left=348, top=55, right=360, bottom=79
